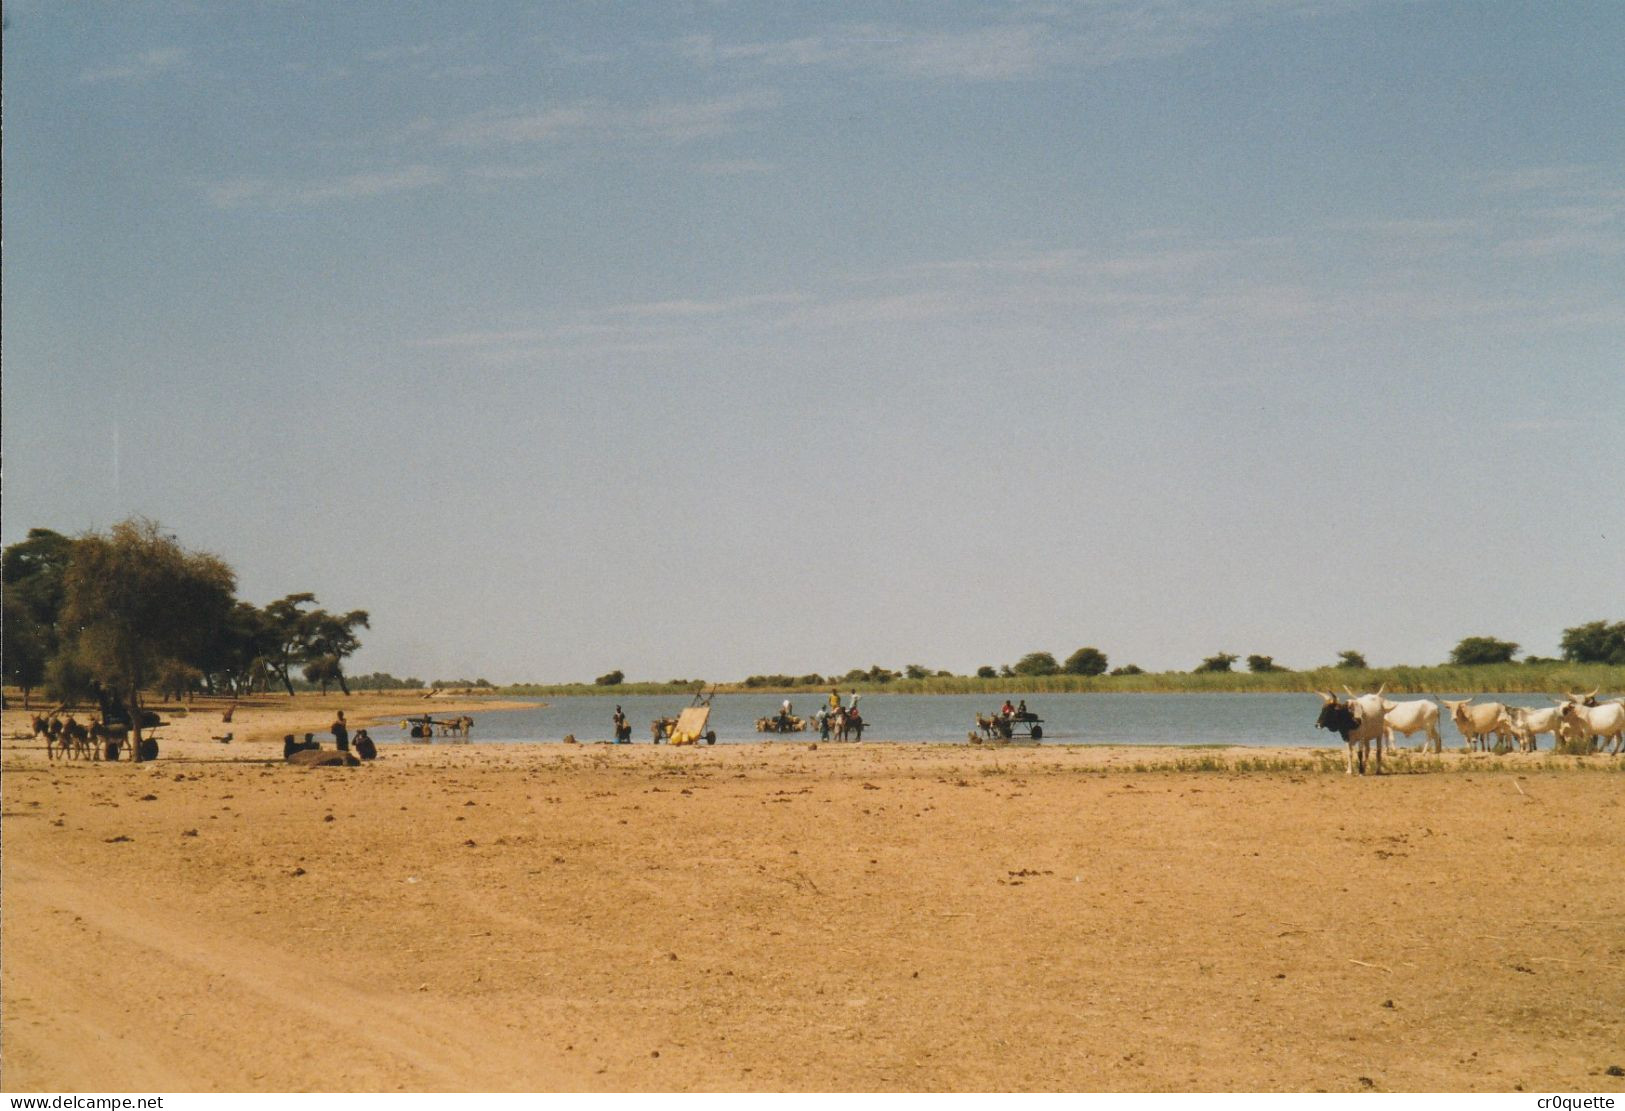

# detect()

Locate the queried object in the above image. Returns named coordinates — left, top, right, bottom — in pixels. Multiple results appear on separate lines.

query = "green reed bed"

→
left=500, top=663, right=1624, bottom=698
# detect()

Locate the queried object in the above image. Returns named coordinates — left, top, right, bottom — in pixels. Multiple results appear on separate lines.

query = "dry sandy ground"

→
left=2, top=700, right=1622, bottom=1093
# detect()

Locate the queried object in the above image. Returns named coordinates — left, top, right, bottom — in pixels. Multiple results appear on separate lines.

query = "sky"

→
left=3, top=1, right=1622, bottom=684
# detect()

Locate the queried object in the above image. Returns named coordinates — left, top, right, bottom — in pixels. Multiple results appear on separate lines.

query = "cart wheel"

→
left=705, top=731, right=717, bottom=745
left=1031, top=726, right=1042, bottom=741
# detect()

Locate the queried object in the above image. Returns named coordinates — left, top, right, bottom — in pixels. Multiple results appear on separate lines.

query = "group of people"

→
left=811, top=689, right=864, bottom=741
left=283, top=711, right=377, bottom=761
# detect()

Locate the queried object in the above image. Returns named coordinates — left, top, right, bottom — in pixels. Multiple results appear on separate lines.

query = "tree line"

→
left=2, top=520, right=371, bottom=716
left=632, top=625, right=1625, bottom=689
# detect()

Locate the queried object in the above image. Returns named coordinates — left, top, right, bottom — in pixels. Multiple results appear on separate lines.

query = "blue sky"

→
left=4, top=1, right=1622, bottom=683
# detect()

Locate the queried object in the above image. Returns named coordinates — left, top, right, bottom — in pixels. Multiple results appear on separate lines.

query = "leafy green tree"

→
left=263, top=593, right=319, bottom=695
left=976, top=666, right=998, bottom=679
left=1246, top=654, right=1288, bottom=673
left=1334, top=650, right=1368, bottom=669
left=1013, top=651, right=1060, bottom=676
left=1559, top=620, right=1625, bottom=665
left=1109, top=664, right=1145, bottom=676
left=594, top=669, right=625, bottom=686
left=904, top=663, right=931, bottom=680
left=58, top=519, right=235, bottom=760
left=304, top=608, right=370, bottom=695
left=1448, top=636, right=1519, bottom=666
left=2, top=528, right=76, bottom=707
left=1062, top=647, right=1109, bottom=676
left=2, top=600, right=49, bottom=707
left=1193, top=652, right=1238, bottom=673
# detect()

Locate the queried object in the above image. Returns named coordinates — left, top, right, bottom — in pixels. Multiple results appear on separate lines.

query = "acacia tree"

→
left=304, top=608, right=370, bottom=695
left=262, top=593, right=318, bottom=695
left=59, top=519, right=235, bottom=760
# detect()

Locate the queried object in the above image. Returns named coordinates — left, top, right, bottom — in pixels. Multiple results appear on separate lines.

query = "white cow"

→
left=1505, top=706, right=1564, bottom=753
left=1380, top=697, right=1443, bottom=754
left=1439, top=699, right=1508, bottom=752
left=1556, top=698, right=1625, bottom=755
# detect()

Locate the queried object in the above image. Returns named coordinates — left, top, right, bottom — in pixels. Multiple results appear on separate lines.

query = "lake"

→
left=429, top=691, right=1572, bottom=748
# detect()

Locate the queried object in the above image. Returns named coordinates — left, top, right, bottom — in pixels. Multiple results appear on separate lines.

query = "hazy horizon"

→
left=4, top=2, right=1621, bottom=683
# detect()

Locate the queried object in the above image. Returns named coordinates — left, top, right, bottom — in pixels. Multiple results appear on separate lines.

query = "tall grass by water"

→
left=498, top=662, right=1625, bottom=698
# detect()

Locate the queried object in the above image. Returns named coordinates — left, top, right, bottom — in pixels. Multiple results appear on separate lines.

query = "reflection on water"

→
left=431, top=691, right=1573, bottom=748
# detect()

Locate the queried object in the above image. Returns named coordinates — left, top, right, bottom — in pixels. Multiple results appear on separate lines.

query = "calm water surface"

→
left=426, top=692, right=1572, bottom=748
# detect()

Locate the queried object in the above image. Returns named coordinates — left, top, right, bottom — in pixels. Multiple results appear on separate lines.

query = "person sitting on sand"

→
left=353, top=729, right=377, bottom=761
left=283, top=733, right=319, bottom=759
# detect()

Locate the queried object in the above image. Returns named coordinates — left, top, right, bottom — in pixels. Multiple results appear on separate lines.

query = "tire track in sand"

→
left=1, top=861, right=590, bottom=1091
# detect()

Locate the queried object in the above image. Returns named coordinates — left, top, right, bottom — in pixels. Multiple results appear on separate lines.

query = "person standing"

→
left=332, top=710, right=350, bottom=752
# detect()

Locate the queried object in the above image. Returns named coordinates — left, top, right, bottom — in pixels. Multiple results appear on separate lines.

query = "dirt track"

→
left=3, top=738, right=1622, bottom=1092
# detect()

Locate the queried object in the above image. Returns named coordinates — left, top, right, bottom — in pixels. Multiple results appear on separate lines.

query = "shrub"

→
left=594, top=670, right=625, bottom=686
left=1193, top=653, right=1238, bottom=674
left=1335, top=650, right=1368, bottom=669
left=976, top=666, right=998, bottom=679
left=1109, top=664, right=1145, bottom=676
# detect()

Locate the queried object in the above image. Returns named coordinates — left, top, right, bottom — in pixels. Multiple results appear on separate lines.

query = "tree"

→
left=58, top=519, right=235, bottom=761
left=1012, top=651, right=1060, bottom=676
left=1334, top=650, right=1368, bottom=669
left=904, top=663, right=931, bottom=680
left=1449, top=636, right=1519, bottom=666
left=1062, top=647, right=1109, bottom=676
left=2, top=528, right=76, bottom=707
left=1193, top=652, right=1238, bottom=673
left=1246, top=654, right=1288, bottom=673
left=1109, top=664, right=1145, bottom=676
left=1559, top=620, right=1625, bottom=665
left=304, top=608, right=370, bottom=695
left=976, top=666, right=997, bottom=679
left=594, top=670, right=625, bottom=686
left=262, top=593, right=319, bottom=695
left=3, top=601, right=49, bottom=706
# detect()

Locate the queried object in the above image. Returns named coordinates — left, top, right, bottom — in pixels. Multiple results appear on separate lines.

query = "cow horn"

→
left=1375, top=682, right=1387, bottom=696
left=1341, top=685, right=1356, bottom=698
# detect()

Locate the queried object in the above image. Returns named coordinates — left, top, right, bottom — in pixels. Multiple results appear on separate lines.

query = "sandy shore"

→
left=2, top=697, right=1622, bottom=1092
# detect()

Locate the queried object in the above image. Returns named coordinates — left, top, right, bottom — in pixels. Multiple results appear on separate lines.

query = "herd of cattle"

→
left=1315, top=685, right=1625, bottom=775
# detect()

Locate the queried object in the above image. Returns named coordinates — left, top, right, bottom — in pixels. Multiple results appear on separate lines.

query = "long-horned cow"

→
left=1317, top=685, right=1388, bottom=774
left=1556, top=698, right=1625, bottom=755
left=1438, top=698, right=1508, bottom=752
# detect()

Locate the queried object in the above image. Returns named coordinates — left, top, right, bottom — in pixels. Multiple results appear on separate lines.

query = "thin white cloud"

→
left=673, top=2, right=1366, bottom=81
left=695, top=159, right=778, bottom=176
left=206, top=165, right=444, bottom=209
left=446, top=92, right=779, bottom=147
left=79, top=47, right=187, bottom=84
